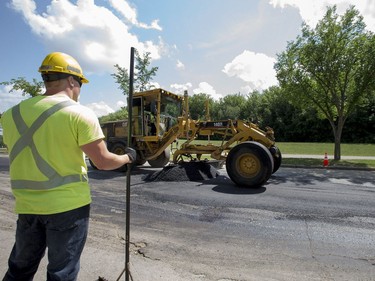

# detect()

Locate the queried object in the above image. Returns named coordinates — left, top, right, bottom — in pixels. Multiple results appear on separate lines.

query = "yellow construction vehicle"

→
left=92, top=88, right=282, bottom=187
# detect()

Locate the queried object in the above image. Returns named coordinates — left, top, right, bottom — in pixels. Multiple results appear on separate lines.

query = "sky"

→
left=0, top=0, right=375, bottom=117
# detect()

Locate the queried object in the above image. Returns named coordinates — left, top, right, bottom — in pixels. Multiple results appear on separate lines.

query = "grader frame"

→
left=97, top=88, right=282, bottom=187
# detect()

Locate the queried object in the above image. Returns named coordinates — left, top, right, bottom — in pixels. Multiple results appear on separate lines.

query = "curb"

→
left=281, top=164, right=375, bottom=171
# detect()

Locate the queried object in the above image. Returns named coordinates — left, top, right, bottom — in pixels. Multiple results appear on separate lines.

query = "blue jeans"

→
left=3, top=205, right=90, bottom=281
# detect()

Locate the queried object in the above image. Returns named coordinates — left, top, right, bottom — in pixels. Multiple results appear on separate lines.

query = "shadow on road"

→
left=205, top=175, right=267, bottom=195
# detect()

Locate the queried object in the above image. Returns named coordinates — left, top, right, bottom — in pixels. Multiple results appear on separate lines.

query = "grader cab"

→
left=94, top=88, right=282, bottom=188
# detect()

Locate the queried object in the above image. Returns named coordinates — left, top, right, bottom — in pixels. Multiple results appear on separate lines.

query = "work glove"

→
left=125, top=147, right=137, bottom=162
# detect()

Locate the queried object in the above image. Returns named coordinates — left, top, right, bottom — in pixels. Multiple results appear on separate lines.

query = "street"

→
left=1, top=154, right=375, bottom=280
left=89, top=160, right=375, bottom=280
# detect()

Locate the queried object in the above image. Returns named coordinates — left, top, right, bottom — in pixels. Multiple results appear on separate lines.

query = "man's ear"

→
left=68, top=76, right=75, bottom=87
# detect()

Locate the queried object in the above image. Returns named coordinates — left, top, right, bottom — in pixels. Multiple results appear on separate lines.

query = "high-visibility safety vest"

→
left=1, top=94, right=104, bottom=215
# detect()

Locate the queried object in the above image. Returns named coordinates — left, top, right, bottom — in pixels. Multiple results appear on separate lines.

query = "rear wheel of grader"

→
left=88, top=158, right=98, bottom=170
left=148, top=148, right=171, bottom=168
left=226, top=141, right=274, bottom=188
left=110, top=142, right=128, bottom=172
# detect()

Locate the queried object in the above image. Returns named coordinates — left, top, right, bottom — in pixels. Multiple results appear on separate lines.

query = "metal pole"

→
left=125, top=47, right=135, bottom=281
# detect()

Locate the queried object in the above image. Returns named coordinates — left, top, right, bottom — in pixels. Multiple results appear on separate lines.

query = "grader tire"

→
left=88, top=158, right=98, bottom=170
left=136, top=157, right=147, bottom=166
left=148, top=149, right=171, bottom=168
left=110, top=143, right=128, bottom=172
left=270, top=145, right=282, bottom=174
left=226, top=141, right=274, bottom=188
left=111, top=142, right=127, bottom=155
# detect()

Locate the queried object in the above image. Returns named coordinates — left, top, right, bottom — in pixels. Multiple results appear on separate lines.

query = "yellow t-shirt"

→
left=1, top=94, right=105, bottom=214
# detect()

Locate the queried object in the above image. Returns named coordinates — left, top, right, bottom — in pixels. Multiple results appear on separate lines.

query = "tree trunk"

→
left=331, top=117, right=345, bottom=160
left=334, top=135, right=341, bottom=160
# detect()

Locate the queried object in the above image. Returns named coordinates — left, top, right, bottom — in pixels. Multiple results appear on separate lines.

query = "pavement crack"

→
left=131, top=241, right=161, bottom=261
left=116, top=232, right=160, bottom=260
left=328, top=254, right=375, bottom=266
left=304, top=220, right=334, bottom=280
left=304, top=220, right=315, bottom=259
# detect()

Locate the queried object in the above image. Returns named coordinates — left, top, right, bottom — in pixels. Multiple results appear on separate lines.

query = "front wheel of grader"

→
left=148, top=148, right=171, bottom=168
left=226, top=141, right=274, bottom=188
left=270, top=145, right=282, bottom=173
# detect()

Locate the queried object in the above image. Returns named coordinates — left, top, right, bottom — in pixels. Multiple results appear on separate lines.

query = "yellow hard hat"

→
left=38, top=52, right=89, bottom=83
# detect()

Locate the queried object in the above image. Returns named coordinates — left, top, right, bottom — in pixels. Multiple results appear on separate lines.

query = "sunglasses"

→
left=72, top=76, right=83, bottom=87
left=42, top=72, right=82, bottom=87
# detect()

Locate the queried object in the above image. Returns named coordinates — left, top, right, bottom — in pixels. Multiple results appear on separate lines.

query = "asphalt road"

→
left=87, top=161, right=375, bottom=281
left=1, top=155, right=375, bottom=281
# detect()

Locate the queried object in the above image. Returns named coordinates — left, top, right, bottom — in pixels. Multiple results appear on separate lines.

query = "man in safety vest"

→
left=1, top=52, right=136, bottom=281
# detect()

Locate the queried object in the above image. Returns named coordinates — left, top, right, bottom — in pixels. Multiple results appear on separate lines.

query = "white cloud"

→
left=193, top=82, right=222, bottom=100
left=108, top=0, right=138, bottom=25
left=170, top=82, right=222, bottom=100
left=10, top=0, right=164, bottom=74
left=150, top=82, right=161, bottom=89
left=269, top=0, right=375, bottom=32
left=170, top=83, right=192, bottom=94
left=0, top=85, right=27, bottom=113
left=109, top=0, right=162, bottom=30
left=116, top=100, right=126, bottom=109
left=139, top=19, right=162, bottom=31
left=85, top=101, right=115, bottom=117
left=176, top=60, right=185, bottom=70
left=223, top=50, right=278, bottom=91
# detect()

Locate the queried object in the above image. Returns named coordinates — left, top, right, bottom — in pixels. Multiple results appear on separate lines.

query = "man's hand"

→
left=125, top=147, right=137, bottom=163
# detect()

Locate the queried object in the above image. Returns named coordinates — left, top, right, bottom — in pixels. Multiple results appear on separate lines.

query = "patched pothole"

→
left=145, top=161, right=220, bottom=182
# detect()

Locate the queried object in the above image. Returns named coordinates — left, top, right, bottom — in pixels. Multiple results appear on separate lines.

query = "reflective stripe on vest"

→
left=10, top=100, right=88, bottom=190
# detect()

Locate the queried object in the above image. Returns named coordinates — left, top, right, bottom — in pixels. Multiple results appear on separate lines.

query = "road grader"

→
left=90, top=88, right=282, bottom=187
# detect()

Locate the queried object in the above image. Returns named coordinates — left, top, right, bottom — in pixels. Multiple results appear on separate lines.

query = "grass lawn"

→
left=276, top=142, right=375, bottom=157
left=185, top=140, right=375, bottom=169
left=281, top=158, right=375, bottom=169
left=276, top=142, right=375, bottom=169
left=191, top=140, right=374, bottom=156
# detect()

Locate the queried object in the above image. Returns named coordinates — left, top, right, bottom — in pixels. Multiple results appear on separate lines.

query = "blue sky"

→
left=1, top=0, right=374, bottom=117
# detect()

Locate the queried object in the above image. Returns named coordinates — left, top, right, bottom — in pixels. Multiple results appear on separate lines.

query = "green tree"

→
left=0, top=77, right=44, bottom=97
left=112, top=64, right=129, bottom=96
left=112, top=50, right=158, bottom=96
left=240, top=90, right=263, bottom=123
left=275, top=6, right=375, bottom=159
left=342, top=94, right=375, bottom=143
left=135, top=51, right=158, bottom=91
left=259, top=87, right=330, bottom=142
left=214, top=93, right=246, bottom=120
left=188, top=93, right=213, bottom=120
left=98, top=108, right=128, bottom=123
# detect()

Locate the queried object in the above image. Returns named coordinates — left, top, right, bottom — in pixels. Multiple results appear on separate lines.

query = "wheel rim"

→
left=236, top=153, right=260, bottom=177
left=113, top=147, right=125, bottom=155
